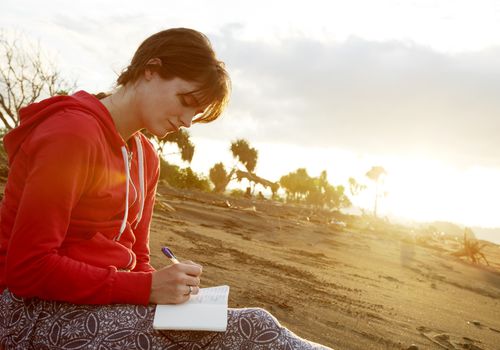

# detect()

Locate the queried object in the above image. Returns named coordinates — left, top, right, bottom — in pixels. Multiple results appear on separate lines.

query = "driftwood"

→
left=235, top=170, right=279, bottom=193
left=154, top=193, right=176, bottom=212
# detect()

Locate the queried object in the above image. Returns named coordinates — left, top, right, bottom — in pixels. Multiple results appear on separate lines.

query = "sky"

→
left=2, top=0, right=500, bottom=239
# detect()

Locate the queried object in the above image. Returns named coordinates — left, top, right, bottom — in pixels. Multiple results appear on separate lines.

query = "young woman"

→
left=0, top=28, right=331, bottom=349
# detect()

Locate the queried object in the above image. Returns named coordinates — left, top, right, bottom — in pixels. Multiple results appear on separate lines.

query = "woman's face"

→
left=135, top=72, right=205, bottom=138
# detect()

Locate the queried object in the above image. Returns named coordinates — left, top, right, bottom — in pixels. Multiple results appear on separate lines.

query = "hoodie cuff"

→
left=132, top=263, right=156, bottom=273
left=111, top=270, right=152, bottom=305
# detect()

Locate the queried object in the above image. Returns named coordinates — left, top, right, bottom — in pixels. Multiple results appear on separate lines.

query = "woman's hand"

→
left=149, top=260, right=203, bottom=304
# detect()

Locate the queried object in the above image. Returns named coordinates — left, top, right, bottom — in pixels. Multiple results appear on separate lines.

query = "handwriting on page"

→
left=188, top=286, right=229, bottom=305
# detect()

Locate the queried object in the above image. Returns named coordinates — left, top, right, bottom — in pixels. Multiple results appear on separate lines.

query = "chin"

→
left=147, top=127, right=174, bottom=139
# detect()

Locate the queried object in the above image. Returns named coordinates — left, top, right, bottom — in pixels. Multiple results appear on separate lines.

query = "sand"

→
left=149, top=185, right=500, bottom=350
left=1, top=168, right=498, bottom=349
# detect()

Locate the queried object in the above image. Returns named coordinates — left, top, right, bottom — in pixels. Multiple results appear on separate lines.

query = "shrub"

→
left=159, top=158, right=210, bottom=191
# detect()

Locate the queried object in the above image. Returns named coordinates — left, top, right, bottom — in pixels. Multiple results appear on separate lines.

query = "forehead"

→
left=168, top=77, right=201, bottom=93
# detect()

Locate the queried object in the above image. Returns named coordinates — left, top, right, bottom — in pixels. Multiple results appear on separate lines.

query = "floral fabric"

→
left=0, top=289, right=331, bottom=349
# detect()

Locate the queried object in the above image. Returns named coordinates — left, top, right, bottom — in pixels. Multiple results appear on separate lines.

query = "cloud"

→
left=10, top=9, right=498, bottom=168
left=192, top=30, right=500, bottom=168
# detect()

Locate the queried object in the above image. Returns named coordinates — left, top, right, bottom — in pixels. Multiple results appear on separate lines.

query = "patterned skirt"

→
left=0, top=289, right=331, bottom=350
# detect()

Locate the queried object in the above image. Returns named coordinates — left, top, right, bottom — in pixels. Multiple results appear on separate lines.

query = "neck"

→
left=100, top=86, right=141, bottom=142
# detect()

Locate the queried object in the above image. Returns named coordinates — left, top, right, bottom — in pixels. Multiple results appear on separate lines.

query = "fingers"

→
left=171, top=285, right=198, bottom=303
left=184, top=275, right=200, bottom=287
left=180, top=274, right=200, bottom=298
left=184, top=285, right=200, bottom=296
left=171, top=262, right=202, bottom=277
left=149, top=262, right=203, bottom=304
left=168, top=266, right=201, bottom=287
left=182, top=260, right=203, bottom=271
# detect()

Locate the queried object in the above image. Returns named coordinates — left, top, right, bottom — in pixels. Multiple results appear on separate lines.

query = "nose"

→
left=179, top=108, right=202, bottom=128
left=179, top=114, right=193, bottom=128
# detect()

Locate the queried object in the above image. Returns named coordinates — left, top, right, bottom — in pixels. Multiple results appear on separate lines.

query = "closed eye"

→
left=178, top=94, right=199, bottom=108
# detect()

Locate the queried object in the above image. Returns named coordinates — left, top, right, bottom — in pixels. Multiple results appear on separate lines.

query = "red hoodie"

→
left=0, top=91, right=159, bottom=305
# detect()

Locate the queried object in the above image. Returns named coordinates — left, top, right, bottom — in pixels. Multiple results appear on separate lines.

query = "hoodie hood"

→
left=0, top=92, right=158, bottom=305
left=4, top=91, right=124, bottom=165
left=3, top=90, right=146, bottom=241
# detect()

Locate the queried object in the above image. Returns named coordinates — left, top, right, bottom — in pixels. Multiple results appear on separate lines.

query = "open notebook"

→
left=153, top=285, right=230, bottom=332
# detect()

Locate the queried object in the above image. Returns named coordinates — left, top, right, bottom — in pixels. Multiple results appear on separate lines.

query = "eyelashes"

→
left=178, top=93, right=205, bottom=116
left=179, top=96, right=189, bottom=107
left=178, top=94, right=199, bottom=108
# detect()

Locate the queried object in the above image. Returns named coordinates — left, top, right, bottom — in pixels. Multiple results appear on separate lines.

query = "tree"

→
left=322, top=184, right=351, bottom=210
left=307, top=171, right=351, bottom=210
left=0, top=30, right=74, bottom=130
left=279, top=168, right=314, bottom=202
left=280, top=168, right=351, bottom=210
left=230, top=139, right=258, bottom=173
left=163, top=129, right=195, bottom=163
left=306, top=170, right=327, bottom=206
left=159, top=157, right=210, bottom=191
left=143, top=129, right=195, bottom=163
left=348, top=177, right=366, bottom=197
left=224, top=139, right=279, bottom=196
left=230, top=139, right=259, bottom=192
left=365, top=166, right=387, bottom=217
left=209, top=162, right=235, bottom=193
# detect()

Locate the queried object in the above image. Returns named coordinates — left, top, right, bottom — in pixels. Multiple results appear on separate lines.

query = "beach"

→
left=0, top=160, right=498, bottom=349
left=150, top=185, right=500, bottom=350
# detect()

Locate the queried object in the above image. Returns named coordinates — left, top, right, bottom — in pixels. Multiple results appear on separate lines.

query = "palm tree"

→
left=348, top=177, right=366, bottom=197
left=144, top=129, right=195, bottom=163
left=230, top=139, right=258, bottom=173
left=230, top=139, right=259, bottom=192
left=365, top=166, right=387, bottom=217
left=162, top=129, right=195, bottom=163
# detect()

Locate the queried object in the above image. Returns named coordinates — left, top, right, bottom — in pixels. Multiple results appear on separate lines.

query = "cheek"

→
left=135, top=86, right=157, bottom=115
left=143, top=97, right=168, bottom=119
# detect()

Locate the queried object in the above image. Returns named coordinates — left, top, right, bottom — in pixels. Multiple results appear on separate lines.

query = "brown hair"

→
left=117, top=28, right=230, bottom=123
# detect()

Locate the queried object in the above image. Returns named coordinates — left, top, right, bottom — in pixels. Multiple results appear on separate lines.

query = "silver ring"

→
left=187, top=285, right=192, bottom=295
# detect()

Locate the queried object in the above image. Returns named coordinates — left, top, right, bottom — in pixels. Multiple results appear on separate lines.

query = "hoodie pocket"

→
left=61, top=232, right=136, bottom=270
left=66, top=218, right=123, bottom=240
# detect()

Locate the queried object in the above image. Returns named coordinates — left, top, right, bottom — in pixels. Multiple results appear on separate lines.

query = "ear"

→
left=144, top=58, right=162, bottom=80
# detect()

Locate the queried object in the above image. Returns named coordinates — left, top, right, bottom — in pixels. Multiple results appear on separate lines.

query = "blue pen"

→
left=161, top=247, right=180, bottom=264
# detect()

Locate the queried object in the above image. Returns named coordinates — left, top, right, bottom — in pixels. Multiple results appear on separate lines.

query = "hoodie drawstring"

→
left=134, top=135, right=145, bottom=229
left=115, top=135, right=145, bottom=241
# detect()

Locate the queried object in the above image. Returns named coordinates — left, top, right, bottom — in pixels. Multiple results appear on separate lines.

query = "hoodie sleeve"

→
left=132, top=139, right=159, bottom=273
left=5, top=119, right=152, bottom=305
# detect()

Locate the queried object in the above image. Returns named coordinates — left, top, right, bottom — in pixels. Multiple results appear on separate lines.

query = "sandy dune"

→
left=150, top=185, right=500, bottom=350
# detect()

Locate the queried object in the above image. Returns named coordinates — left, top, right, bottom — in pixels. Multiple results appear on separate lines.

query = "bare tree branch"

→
left=0, top=30, right=76, bottom=130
